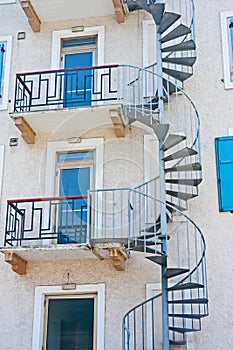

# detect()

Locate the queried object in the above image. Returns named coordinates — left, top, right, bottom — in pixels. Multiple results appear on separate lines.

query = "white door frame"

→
left=32, top=283, right=105, bottom=350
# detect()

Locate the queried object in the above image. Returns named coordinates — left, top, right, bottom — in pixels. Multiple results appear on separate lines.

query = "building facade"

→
left=0, top=0, right=232, bottom=349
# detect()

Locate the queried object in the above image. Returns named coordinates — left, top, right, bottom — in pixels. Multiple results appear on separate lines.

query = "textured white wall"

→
left=0, top=0, right=233, bottom=349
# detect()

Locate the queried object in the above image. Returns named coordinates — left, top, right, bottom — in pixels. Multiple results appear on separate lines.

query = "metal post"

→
left=156, top=17, right=170, bottom=350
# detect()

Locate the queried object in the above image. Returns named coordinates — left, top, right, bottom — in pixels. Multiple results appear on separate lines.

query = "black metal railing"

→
left=5, top=196, right=88, bottom=246
left=14, top=64, right=119, bottom=112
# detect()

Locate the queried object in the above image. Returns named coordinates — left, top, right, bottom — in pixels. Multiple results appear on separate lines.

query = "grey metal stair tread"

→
left=126, top=0, right=150, bottom=12
left=161, top=134, right=186, bottom=151
left=162, top=56, right=196, bottom=67
left=146, top=255, right=166, bottom=266
left=158, top=12, right=181, bottom=34
left=163, top=67, right=193, bottom=82
left=161, top=24, right=191, bottom=44
left=131, top=246, right=159, bottom=254
left=169, top=326, right=200, bottom=333
left=137, top=233, right=156, bottom=240
left=165, top=162, right=202, bottom=173
left=166, top=201, right=187, bottom=212
left=163, top=79, right=177, bottom=94
left=153, top=123, right=170, bottom=141
left=167, top=282, right=204, bottom=291
left=127, top=114, right=158, bottom=128
left=149, top=3, right=165, bottom=25
left=169, top=340, right=186, bottom=346
left=166, top=190, right=198, bottom=200
left=165, top=178, right=202, bottom=186
left=130, top=240, right=155, bottom=248
left=168, top=298, right=208, bottom=304
left=164, top=268, right=189, bottom=278
left=169, top=313, right=206, bottom=319
left=162, top=39, right=196, bottom=52
left=163, top=147, right=197, bottom=162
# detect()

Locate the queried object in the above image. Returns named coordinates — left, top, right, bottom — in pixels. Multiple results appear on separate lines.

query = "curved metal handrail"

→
left=121, top=189, right=208, bottom=349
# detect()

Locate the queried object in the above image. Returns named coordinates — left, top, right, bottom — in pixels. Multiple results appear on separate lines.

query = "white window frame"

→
left=0, top=0, right=16, bottom=4
left=0, top=35, right=12, bottom=110
left=144, top=135, right=159, bottom=223
left=142, top=19, right=155, bottom=69
left=221, top=11, right=233, bottom=89
left=0, top=145, right=4, bottom=199
left=51, top=26, right=105, bottom=70
left=45, top=138, right=104, bottom=240
left=32, top=283, right=105, bottom=350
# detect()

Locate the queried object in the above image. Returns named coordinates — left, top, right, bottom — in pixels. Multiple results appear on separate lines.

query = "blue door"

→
left=58, top=167, right=90, bottom=244
left=64, top=52, right=93, bottom=107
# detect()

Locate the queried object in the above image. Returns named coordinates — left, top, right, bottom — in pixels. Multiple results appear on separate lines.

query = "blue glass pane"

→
left=64, top=52, right=93, bottom=107
left=46, top=298, right=94, bottom=350
left=62, top=36, right=96, bottom=48
left=58, top=151, right=93, bottom=162
left=58, top=167, right=90, bottom=243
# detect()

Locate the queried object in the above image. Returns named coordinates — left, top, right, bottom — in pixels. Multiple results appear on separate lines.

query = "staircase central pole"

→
left=156, top=15, right=170, bottom=350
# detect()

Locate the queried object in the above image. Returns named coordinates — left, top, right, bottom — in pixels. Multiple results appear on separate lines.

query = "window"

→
left=215, top=136, right=233, bottom=211
left=0, top=36, right=12, bottom=109
left=220, top=11, right=233, bottom=89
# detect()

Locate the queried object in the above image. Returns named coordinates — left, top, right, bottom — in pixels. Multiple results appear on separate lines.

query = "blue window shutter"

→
left=0, top=43, right=6, bottom=98
left=215, top=136, right=233, bottom=211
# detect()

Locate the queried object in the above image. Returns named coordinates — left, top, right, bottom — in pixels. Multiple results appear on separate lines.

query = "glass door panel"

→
left=64, top=52, right=93, bottom=107
left=46, top=298, right=95, bottom=350
left=58, top=167, right=90, bottom=244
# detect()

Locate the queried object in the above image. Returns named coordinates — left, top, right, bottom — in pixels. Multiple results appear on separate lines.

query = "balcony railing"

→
left=14, top=64, right=120, bottom=112
left=5, top=196, right=88, bottom=246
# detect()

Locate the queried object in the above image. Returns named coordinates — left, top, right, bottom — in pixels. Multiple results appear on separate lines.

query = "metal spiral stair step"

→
left=127, top=113, right=158, bottom=128
left=131, top=246, right=163, bottom=254
left=166, top=200, right=187, bottom=212
left=162, top=39, right=196, bottom=53
left=162, top=79, right=177, bottom=94
left=168, top=313, right=206, bottom=319
left=161, top=134, right=186, bottom=151
left=162, top=56, right=196, bottom=67
left=163, top=268, right=189, bottom=278
left=129, top=239, right=156, bottom=248
left=167, top=282, right=204, bottom=291
left=162, top=67, right=193, bottom=82
left=166, top=190, right=198, bottom=200
left=149, top=3, right=165, bottom=25
left=161, top=24, right=191, bottom=44
left=163, top=147, right=197, bottom=162
left=158, top=12, right=181, bottom=34
left=165, top=162, right=202, bottom=173
left=169, top=340, right=186, bottom=346
left=168, top=298, right=208, bottom=304
left=166, top=178, right=202, bottom=186
left=169, top=326, right=200, bottom=333
left=146, top=255, right=166, bottom=266
left=153, top=123, right=170, bottom=141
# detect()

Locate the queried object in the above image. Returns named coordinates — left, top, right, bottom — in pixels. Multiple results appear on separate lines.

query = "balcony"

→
left=11, top=64, right=161, bottom=143
left=20, top=1, right=126, bottom=32
left=1, top=180, right=159, bottom=274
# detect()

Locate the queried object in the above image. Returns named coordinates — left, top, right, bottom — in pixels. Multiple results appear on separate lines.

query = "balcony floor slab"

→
left=11, top=104, right=126, bottom=141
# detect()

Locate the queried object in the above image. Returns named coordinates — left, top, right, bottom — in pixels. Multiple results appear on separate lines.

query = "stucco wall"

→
left=0, top=0, right=233, bottom=349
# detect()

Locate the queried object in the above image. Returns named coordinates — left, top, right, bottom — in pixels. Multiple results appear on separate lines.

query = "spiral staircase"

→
left=119, top=1, right=209, bottom=349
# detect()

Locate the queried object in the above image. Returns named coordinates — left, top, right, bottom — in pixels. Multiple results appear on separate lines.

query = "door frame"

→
left=51, top=26, right=105, bottom=70
left=43, top=293, right=97, bottom=350
left=45, top=138, right=104, bottom=242
left=32, top=284, right=105, bottom=350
